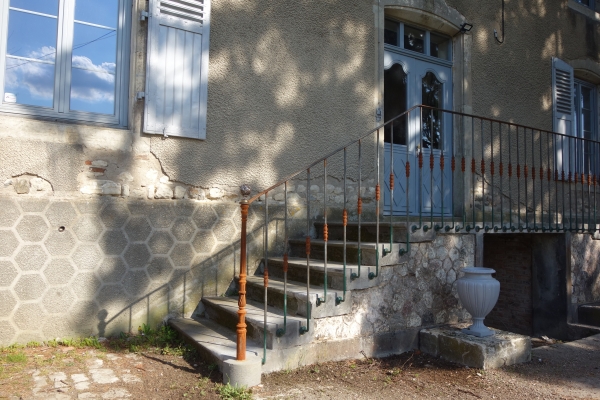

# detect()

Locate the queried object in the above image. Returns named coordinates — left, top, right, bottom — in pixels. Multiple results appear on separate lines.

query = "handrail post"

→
left=237, top=200, right=249, bottom=361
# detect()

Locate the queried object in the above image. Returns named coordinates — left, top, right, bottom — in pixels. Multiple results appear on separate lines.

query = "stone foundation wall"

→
left=313, top=234, right=475, bottom=341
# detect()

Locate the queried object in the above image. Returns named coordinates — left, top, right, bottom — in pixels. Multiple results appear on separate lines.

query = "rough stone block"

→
left=154, top=184, right=173, bottom=199
left=14, top=178, right=30, bottom=194
left=420, top=325, right=531, bottom=369
left=174, top=186, right=187, bottom=199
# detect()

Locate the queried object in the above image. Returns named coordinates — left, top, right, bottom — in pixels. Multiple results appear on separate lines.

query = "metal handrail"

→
left=235, top=104, right=600, bottom=363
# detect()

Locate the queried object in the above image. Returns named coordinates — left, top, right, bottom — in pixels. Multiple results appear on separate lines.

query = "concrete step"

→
left=201, top=296, right=314, bottom=350
left=266, top=257, right=383, bottom=291
left=288, top=238, right=409, bottom=266
left=169, top=317, right=263, bottom=370
left=243, top=275, right=352, bottom=319
left=313, top=221, right=435, bottom=243
left=578, top=302, right=600, bottom=327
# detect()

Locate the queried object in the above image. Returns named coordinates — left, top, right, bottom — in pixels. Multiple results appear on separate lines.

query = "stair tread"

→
left=203, top=296, right=307, bottom=328
left=288, top=238, right=382, bottom=248
left=246, top=275, right=339, bottom=298
left=169, top=317, right=263, bottom=361
left=268, top=256, right=373, bottom=271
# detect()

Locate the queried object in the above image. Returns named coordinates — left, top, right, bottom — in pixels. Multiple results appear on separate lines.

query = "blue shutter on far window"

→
left=144, top=0, right=210, bottom=139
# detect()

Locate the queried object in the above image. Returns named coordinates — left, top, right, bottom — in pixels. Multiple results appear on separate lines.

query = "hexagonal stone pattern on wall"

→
left=42, top=287, right=75, bottom=314
left=192, top=230, right=216, bottom=254
left=0, top=290, right=17, bottom=317
left=171, top=218, right=196, bottom=242
left=121, top=270, right=150, bottom=297
left=100, top=201, right=130, bottom=229
left=16, top=215, right=50, bottom=242
left=0, top=321, right=16, bottom=345
left=147, top=257, right=175, bottom=283
left=99, top=230, right=128, bottom=256
left=0, top=198, right=20, bottom=227
left=15, top=244, right=48, bottom=271
left=45, top=201, right=78, bottom=228
left=148, top=203, right=176, bottom=229
left=14, top=274, right=47, bottom=301
left=43, top=259, right=76, bottom=286
left=97, top=257, right=127, bottom=283
left=124, top=243, right=151, bottom=269
left=0, top=260, right=18, bottom=286
left=44, top=229, right=76, bottom=256
left=69, top=300, right=99, bottom=335
left=71, top=272, right=102, bottom=300
left=73, top=215, right=104, bottom=242
left=148, top=231, right=174, bottom=254
left=124, top=216, right=152, bottom=242
left=96, top=284, right=132, bottom=314
left=13, top=303, right=46, bottom=331
left=170, top=243, right=195, bottom=267
left=192, top=205, right=218, bottom=230
left=18, top=198, right=49, bottom=213
left=71, top=244, right=102, bottom=270
left=0, top=230, right=20, bottom=257
left=213, top=219, right=237, bottom=243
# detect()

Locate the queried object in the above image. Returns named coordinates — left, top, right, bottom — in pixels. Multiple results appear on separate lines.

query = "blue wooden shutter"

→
left=144, top=0, right=210, bottom=139
left=552, top=57, right=575, bottom=176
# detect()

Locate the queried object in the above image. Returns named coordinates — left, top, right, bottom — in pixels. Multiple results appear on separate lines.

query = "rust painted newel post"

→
left=237, top=184, right=251, bottom=361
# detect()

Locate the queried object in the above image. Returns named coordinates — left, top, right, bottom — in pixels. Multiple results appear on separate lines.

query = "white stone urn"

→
left=456, top=267, right=500, bottom=337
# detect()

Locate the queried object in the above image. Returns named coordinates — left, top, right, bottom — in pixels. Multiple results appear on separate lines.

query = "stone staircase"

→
left=169, top=220, right=425, bottom=376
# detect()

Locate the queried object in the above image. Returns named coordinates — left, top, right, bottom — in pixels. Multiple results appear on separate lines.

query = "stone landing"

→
left=420, top=325, right=531, bottom=369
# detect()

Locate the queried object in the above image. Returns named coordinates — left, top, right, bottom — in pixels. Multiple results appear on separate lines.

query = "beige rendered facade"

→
left=0, top=0, right=599, bottom=350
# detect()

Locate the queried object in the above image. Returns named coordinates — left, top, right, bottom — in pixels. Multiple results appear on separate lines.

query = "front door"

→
left=383, top=50, right=453, bottom=216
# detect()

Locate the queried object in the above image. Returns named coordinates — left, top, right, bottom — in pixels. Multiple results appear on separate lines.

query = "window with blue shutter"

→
left=553, top=57, right=575, bottom=177
left=143, top=0, right=210, bottom=139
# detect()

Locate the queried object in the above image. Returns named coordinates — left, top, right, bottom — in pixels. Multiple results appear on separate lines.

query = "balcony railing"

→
left=234, top=105, right=600, bottom=362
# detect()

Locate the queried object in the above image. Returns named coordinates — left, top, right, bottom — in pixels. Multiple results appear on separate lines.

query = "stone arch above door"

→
left=383, top=0, right=466, bottom=36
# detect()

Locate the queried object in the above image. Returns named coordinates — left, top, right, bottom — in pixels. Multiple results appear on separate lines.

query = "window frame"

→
left=0, top=0, right=131, bottom=127
left=576, top=0, right=597, bottom=10
left=574, top=78, right=599, bottom=174
left=384, top=18, right=452, bottom=64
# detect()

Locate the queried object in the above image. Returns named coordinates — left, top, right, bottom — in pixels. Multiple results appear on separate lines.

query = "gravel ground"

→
left=1, top=333, right=599, bottom=399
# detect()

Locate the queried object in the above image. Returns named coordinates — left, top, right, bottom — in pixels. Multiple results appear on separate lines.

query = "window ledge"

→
left=568, top=0, right=600, bottom=22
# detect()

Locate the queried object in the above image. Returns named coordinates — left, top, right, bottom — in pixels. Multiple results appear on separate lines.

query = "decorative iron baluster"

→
left=370, top=129, right=381, bottom=278
left=490, top=120, right=495, bottom=232
left=414, top=106, right=424, bottom=233
left=499, top=122, right=505, bottom=232
left=384, top=122, right=394, bottom=257
left=532, top=129, right=537, bottom=232
left=262, top=192, right=269, bottom=364
left=337, top=148, right=348, bottom=305
left=425, top=111, right=434, bottom=233
left=508, top=125, right=515, bottom=232
left=300, top=169, right=311, bottom=335
left=352, top=140, right=363, bottom=280
left=317, top=160, right=328, bottom=304
left=276, top=182, right=288, bottom=337
left=479, top=118, right=485, bottom=233
left=516, top=126, right=522, bottom=231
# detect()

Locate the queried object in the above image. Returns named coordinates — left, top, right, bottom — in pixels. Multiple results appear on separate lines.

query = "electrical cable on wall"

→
left=494, top=0, right=505, bottom=44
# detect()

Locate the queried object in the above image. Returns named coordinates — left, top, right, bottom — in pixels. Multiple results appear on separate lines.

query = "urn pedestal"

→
left=457, top=267, right=500, bottom=337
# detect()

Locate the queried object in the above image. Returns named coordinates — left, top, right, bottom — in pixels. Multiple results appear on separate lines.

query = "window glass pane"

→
left=70, top=21, right=117, bottom=113
left=421, top=72, right=443, bottom=149
left=430, top=33, right=449, bottom=60
left=10, top=0, right=58, bottom=15
left=6, top=9, right=58, bottom=59
left=384, top=20, right=398, bottom=46
left=404, top=25, right=425, bottom=54
left=384, top=64, right=407, bottom=145
left=4, top=9, right=57, bottom=107
left=75, top=0, right=118, bottom=28
left=5, top=58, right=54, bottom=107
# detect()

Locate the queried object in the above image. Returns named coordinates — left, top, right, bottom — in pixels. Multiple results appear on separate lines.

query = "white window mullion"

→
left=0, top=1, right=9, bottom=101
left=56, top=0, right=74, bottom=113
left=399, top=23, right=404, bottom=49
